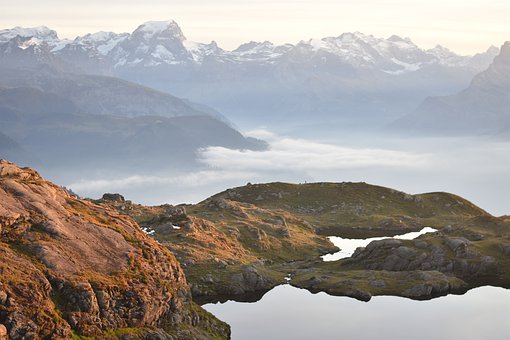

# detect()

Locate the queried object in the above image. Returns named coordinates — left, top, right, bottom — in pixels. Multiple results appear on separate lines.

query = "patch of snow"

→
left=309, top=38, right=327, bottom=52
left=135, top=43, right=149, bottom=54
left=127, top=58, right=144, bottom=65
left=0, top=26, right=59, bottom=43
left=51, top=39, right=72, bottom=52
left=114, top=58, right=127, bottom=68
left=383, top=58, right=422, bottom=75
left=151, top=44, right=175, bottom=61
left=18, top=37, right=41, bottom=50
left=142, top=227, right=155, bottom=235
left=135, top=20, right=185, bottom=41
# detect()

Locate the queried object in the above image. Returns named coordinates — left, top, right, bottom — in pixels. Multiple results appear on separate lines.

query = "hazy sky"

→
left=2, top=0, right=509, bottom=54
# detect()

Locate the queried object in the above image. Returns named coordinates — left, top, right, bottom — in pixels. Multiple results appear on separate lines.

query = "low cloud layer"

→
left=66, top=130, right=510, bottom=215
left=198, top=131, right=428, bottom=171
left=68, top=130, right=429, bottom=202
left=69, top=170, right=255, bottom=193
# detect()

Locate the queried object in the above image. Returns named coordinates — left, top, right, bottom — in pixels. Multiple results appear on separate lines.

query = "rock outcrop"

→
left=102, top=195, right=337, bottom=304
left=290, top=217, right=510, bottom=301
left=349, top=226, right=500, bottom=279
left=102, top=180, right=510, bottom=304
left=0, top=160, right=229, bottom=339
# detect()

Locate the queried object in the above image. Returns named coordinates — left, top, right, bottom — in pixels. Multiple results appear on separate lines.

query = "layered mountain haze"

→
left=0, top=83, right=264, bottom=172
left=0, top=67, right=218, bottom=118
left=395, top=41, right=510, bottom=135
left=0, top=43, right=266, bottom=179
left=0, top=20, right=499, bottom=131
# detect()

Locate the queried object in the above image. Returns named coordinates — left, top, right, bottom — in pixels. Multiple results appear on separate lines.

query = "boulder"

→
left=0, top=324, right=8, bottom=338
left=101, top=193, right=125, bottom=202
left=445, top=237, right=470, bottom=251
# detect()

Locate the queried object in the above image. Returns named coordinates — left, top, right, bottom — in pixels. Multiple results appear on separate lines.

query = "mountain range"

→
left=0, top=20, right=500, bottom=131
left=0, top=21, right=494, bottom=75
left=0, top=77, right=265, bottom=173
left=0, top=37, right=266, bottom=180
left=394, top=42, right=510, bottom=135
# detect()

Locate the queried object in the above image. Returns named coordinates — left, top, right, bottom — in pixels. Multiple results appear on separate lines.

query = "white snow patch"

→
left=151, top=44, right=175, bottom=61
left=383, top=58, right=422, bottom=75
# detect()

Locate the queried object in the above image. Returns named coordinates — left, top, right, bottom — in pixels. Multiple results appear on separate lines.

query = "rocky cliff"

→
left=0, top=160, right=229, bottom=339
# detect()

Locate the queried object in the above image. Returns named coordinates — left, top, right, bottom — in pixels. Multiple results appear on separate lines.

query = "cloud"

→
left=69, top=131, right=427, bottom=193
left=68, top=169, right=255, bottom=192
left=198, top=132, right=429, bottom=171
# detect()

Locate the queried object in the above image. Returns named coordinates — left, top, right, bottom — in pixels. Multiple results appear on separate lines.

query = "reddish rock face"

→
left=0, top=160, right=229, bottom=339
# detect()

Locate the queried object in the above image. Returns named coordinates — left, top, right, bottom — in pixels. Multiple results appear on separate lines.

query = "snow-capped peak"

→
left=387, top=35, right=411, bottom=43
left=132, top=20, right=185, bottom=42
left=234, top=41, right=274, bottom=53
left=0, top=26, right=59, bottom=44
left=69, top=31, right=129, bottom=55
left=337, top=32, right=371, bottom=43
left=0, top=20, right=494, bottom=75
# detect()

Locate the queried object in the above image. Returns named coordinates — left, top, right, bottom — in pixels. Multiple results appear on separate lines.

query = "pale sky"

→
left=2, top=0, right=509, bottom=54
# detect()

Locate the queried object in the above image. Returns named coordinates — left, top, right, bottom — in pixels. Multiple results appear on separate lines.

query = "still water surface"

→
left=205, top=229, right=509, bottom=339
left=204, top=285, right=510, bottom=340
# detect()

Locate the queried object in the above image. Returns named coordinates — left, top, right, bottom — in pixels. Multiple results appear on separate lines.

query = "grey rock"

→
left=413, top=240, right=429, bottom=249
left=369, top=280, right=387, bottom=288
left=101, top=193, right=125, bottom=202
left=395, top=246, right=417, bottom=259
left=445, top=237, right=470, bottom=251
left=499, top=244, right=510, bottom=256
left=366, top=239, right=402, bottom=252
left=403, top=283, right=433, bottom=298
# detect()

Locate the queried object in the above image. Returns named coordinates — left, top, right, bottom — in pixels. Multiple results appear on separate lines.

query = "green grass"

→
left=70, top=331, right=94, bottom=340
left=209, top=182, right=489, bottom=236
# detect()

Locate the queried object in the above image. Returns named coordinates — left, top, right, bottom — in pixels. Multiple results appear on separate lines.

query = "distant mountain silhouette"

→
left=0, top=20, right=498, bottom=130
left=393, top=42, right=510, bottom=135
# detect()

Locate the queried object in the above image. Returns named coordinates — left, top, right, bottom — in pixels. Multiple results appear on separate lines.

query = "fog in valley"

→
left=64, top=129, right=510, bottom=216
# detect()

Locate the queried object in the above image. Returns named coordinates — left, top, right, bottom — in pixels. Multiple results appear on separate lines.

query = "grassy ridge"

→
left=211, top=182, right=489, bottom=236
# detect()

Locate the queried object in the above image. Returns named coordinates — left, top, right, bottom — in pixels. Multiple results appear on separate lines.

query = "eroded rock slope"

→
left=0, top=160, right=229, bottom=339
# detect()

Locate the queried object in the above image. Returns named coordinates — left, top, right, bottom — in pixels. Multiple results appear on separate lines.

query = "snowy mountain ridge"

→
left=0, top=20, right=499, bottom=74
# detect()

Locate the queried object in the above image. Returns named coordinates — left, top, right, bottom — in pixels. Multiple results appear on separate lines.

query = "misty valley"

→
left=1, top=16, right=510, bottom=340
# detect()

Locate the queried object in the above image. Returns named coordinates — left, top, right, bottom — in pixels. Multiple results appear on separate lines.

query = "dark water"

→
left=204, top=285, right=510, bottom=340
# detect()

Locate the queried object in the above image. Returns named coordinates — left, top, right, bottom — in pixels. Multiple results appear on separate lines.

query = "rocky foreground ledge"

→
left=0, top=160, right=229, bottom=339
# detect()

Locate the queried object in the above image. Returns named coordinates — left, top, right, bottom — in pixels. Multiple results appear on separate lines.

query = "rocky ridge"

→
left=0, top=160, right=229, bottom=339
left=0, top=21, right=496, bottom=73
left=0, top=21, right=500, bottom=130
left=105, top=181, right=510, bottom=304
